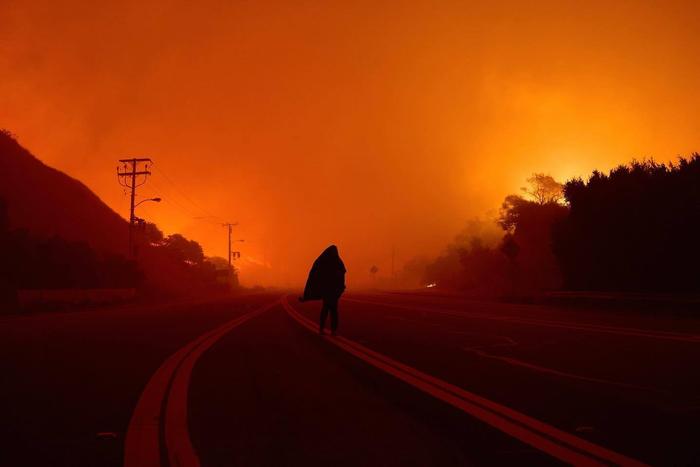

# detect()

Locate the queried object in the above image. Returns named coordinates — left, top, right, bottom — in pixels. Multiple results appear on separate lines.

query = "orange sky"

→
left=1, top=1, right=699, bottom=287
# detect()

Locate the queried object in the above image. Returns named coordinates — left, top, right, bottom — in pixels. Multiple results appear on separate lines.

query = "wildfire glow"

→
left=2, top=1, right=699, bottom=287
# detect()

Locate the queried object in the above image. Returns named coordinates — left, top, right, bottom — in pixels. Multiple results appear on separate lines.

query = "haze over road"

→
left=2, top=292, right=699, bottom=466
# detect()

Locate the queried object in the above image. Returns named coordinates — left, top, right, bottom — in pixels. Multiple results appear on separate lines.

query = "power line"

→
left=142, top=167, right=223, bottom=226
left=150, top=163, right=223, bottom=222
left=146, top=177, right=205, bottom=220
left=128, top=162, right=244, bottom=263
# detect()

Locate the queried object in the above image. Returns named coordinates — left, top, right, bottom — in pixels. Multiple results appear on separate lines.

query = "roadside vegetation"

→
left=0, top=196, right=237, bottom=306
left=418, top=156, right=700, bottom=296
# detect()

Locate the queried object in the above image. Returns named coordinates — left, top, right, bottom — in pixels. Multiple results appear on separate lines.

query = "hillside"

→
left=0, top=130, right=129, bottom=255
left=0, top=130, right=235, bottom=297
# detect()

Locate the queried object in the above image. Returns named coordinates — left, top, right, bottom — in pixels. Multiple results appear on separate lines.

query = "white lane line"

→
left=124, top=299, right=279, bottom=467
left=346, top=298, right=700, bottom=343
left=390, top=313, right=669, bottom=393
left=461, top=346, right=664, bottom=393
left=282, top=296, right=648, bottom=466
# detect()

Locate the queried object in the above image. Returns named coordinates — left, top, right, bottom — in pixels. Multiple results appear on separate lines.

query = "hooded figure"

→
left=300, top=245, right=346, bottom=335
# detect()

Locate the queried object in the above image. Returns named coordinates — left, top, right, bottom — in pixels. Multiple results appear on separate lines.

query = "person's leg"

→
left=319, top=301, right=329, bottom=334
left=329, top=299, right=339, bottom=334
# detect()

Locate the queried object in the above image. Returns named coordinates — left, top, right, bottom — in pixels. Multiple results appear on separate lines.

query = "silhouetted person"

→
left=299, top=245, right=346, bottom=335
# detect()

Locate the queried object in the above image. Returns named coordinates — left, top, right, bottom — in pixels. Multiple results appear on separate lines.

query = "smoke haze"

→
left=2, top=0, right=699, bottom=286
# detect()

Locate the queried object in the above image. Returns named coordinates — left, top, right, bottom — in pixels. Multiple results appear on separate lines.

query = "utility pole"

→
left=117, top=158, right=152, bottom=257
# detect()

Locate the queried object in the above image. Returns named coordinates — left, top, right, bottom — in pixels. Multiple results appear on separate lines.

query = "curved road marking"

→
left=282, top=296, right=647, bottom=466
left=124, top=299, right=279, bottom=467
left=346, top=297, right=700, bottom=343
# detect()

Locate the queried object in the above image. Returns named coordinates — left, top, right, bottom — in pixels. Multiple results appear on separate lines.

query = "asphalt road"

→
left=2, top=291, right=699, bottom=466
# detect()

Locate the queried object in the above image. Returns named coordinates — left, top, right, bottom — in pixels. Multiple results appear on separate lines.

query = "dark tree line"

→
left=0, top=198, right=237, bottom=304
left=553, top=156, right=700, bottom=292
left=134, top=221, right=238, bottom=292
left=421, top=156, right=700, bottom=295
left=0, top=199, right=141, bottom=303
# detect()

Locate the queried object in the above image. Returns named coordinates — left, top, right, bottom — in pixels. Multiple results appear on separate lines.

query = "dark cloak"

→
left=301, top=245, right=346, bottom=301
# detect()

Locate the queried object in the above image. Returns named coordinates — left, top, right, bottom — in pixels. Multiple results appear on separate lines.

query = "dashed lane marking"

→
left=346, top=298, right=700, bottom=343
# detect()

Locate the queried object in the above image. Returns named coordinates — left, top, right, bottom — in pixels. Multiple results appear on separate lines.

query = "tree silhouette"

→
left=140, top=221, right=164, bottom=245
left=497, top=186, right=568, bottom=291
left=553, top=156, right=700, bottom=292
left=521, top=173, right=564, bottom=205
left=161, top=233, right=205, bottom=265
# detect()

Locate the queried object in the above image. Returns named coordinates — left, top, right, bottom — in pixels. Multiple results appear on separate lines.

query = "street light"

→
left=134, top=197, right=161, bottom=208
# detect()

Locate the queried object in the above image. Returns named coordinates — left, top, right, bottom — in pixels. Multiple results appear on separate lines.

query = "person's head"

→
left=318, top=244, right=338, bottom=260
left=318, top=244, right=341, bottom=262
left=318, top=244, right=345, bottom=272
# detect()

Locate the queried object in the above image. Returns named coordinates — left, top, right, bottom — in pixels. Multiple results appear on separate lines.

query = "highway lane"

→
left=0, top=293, right=277, bottom=467
left=188, top=304, right=556, bottom=466
left=290, top=292, right=700, bottom=465
left=2, top=290, right=698, bottom=465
